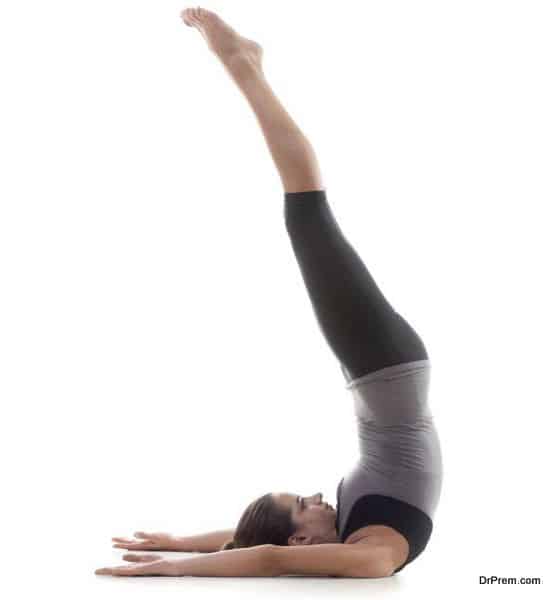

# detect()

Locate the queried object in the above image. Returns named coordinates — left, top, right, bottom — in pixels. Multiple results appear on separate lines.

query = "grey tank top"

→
left=335, top=359, right=443, bottom=570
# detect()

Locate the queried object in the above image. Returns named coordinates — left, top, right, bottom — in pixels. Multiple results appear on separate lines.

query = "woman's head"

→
left=221, top=491, right=338, bottom=551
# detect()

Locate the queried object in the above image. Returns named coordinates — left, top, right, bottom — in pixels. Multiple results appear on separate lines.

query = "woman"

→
left=96, top=6, right=443, bottom=579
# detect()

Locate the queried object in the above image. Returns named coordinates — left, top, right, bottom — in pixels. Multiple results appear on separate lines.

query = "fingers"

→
left=129, top=531, right=169, bottom=539
left=111, top=532, right=162, bottom=549
left=95, top=564, right=149, bottom=576
left=95, top=558, right=168, bottom=576
left=112, top=537, right=149, bottom=549
left=134, top=531, right=149, bottom=539
left=123, top=553, right=161, bottom=563
left=112, top=532, right=155, bottom=541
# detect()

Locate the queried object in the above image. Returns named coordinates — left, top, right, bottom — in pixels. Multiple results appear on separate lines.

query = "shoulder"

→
left=349, top=527, right=409, bottom=573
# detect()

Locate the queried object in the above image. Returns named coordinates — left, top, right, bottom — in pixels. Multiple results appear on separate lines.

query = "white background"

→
left=1, top=1, right=556, bottom=598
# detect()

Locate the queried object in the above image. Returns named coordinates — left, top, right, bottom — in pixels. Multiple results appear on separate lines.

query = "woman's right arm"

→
left=112, top=529, right=236, bottom=553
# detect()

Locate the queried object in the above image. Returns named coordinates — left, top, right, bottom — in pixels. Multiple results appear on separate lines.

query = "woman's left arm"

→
left=95, top=544, right=276, bottom=577
left=95, top=543, right=396, bottom=578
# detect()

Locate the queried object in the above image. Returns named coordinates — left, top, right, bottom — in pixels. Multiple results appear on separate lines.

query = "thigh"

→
left=284, top=190, right=428, bottom=379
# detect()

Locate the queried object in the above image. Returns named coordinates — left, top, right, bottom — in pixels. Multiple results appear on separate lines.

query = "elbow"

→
left=361, top=560, right=396, bottom=579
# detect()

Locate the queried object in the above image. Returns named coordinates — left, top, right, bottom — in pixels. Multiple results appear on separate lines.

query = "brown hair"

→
left=220, top=492, right=297, bottom=551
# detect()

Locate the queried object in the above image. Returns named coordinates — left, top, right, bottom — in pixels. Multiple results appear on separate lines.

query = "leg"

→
left=181, top=7, right=323, bottom=193
left=181, top=7, right=428, bottom=379
left=284, top=190, right=429, bottom=379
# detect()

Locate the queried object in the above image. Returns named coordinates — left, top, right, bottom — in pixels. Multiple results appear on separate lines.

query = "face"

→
left=272, top=492, right=339, bottom=546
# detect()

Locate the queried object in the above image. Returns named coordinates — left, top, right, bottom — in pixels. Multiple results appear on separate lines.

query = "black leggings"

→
left=284, top=190, right=428, bottom=381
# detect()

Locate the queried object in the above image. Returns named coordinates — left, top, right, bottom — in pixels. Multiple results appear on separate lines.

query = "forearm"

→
left=173, top=529, right=236, bottom=553
left=168, top=544, right=276, bottom=577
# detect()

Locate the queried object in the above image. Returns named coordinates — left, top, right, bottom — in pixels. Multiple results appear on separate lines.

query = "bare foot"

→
left=180, top=6, right=263, bottom=76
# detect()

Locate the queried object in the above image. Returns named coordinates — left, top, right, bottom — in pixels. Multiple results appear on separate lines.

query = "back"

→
left=335, top=360, right=443, bottom=571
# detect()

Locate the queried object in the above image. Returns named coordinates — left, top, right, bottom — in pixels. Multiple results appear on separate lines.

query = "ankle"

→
left=222, top=42, right=263, bottom=80
left=226, top=58, right=264, bottom=87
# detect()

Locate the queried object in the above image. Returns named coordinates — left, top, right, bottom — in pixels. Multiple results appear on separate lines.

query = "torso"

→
left=345, top=525, right=410, bottom=570
left=337, top=358, right=441, bottom=571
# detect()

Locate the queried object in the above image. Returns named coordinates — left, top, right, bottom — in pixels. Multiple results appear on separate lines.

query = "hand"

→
left=112, top=531, right=179, bottom=551
left=95, top=553, right=178, bottom=576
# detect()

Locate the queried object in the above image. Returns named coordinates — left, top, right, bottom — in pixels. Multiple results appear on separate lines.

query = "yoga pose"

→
left=96, top=6, right=443, bottom=579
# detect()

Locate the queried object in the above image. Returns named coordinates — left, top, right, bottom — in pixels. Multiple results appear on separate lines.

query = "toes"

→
left=196, top=7, right=219, bottom=25
left=181, top=7, right=200, bottom=27
left=180, top=9, right=192, bottom=26
left=181, top=6, right=227, bottom=32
